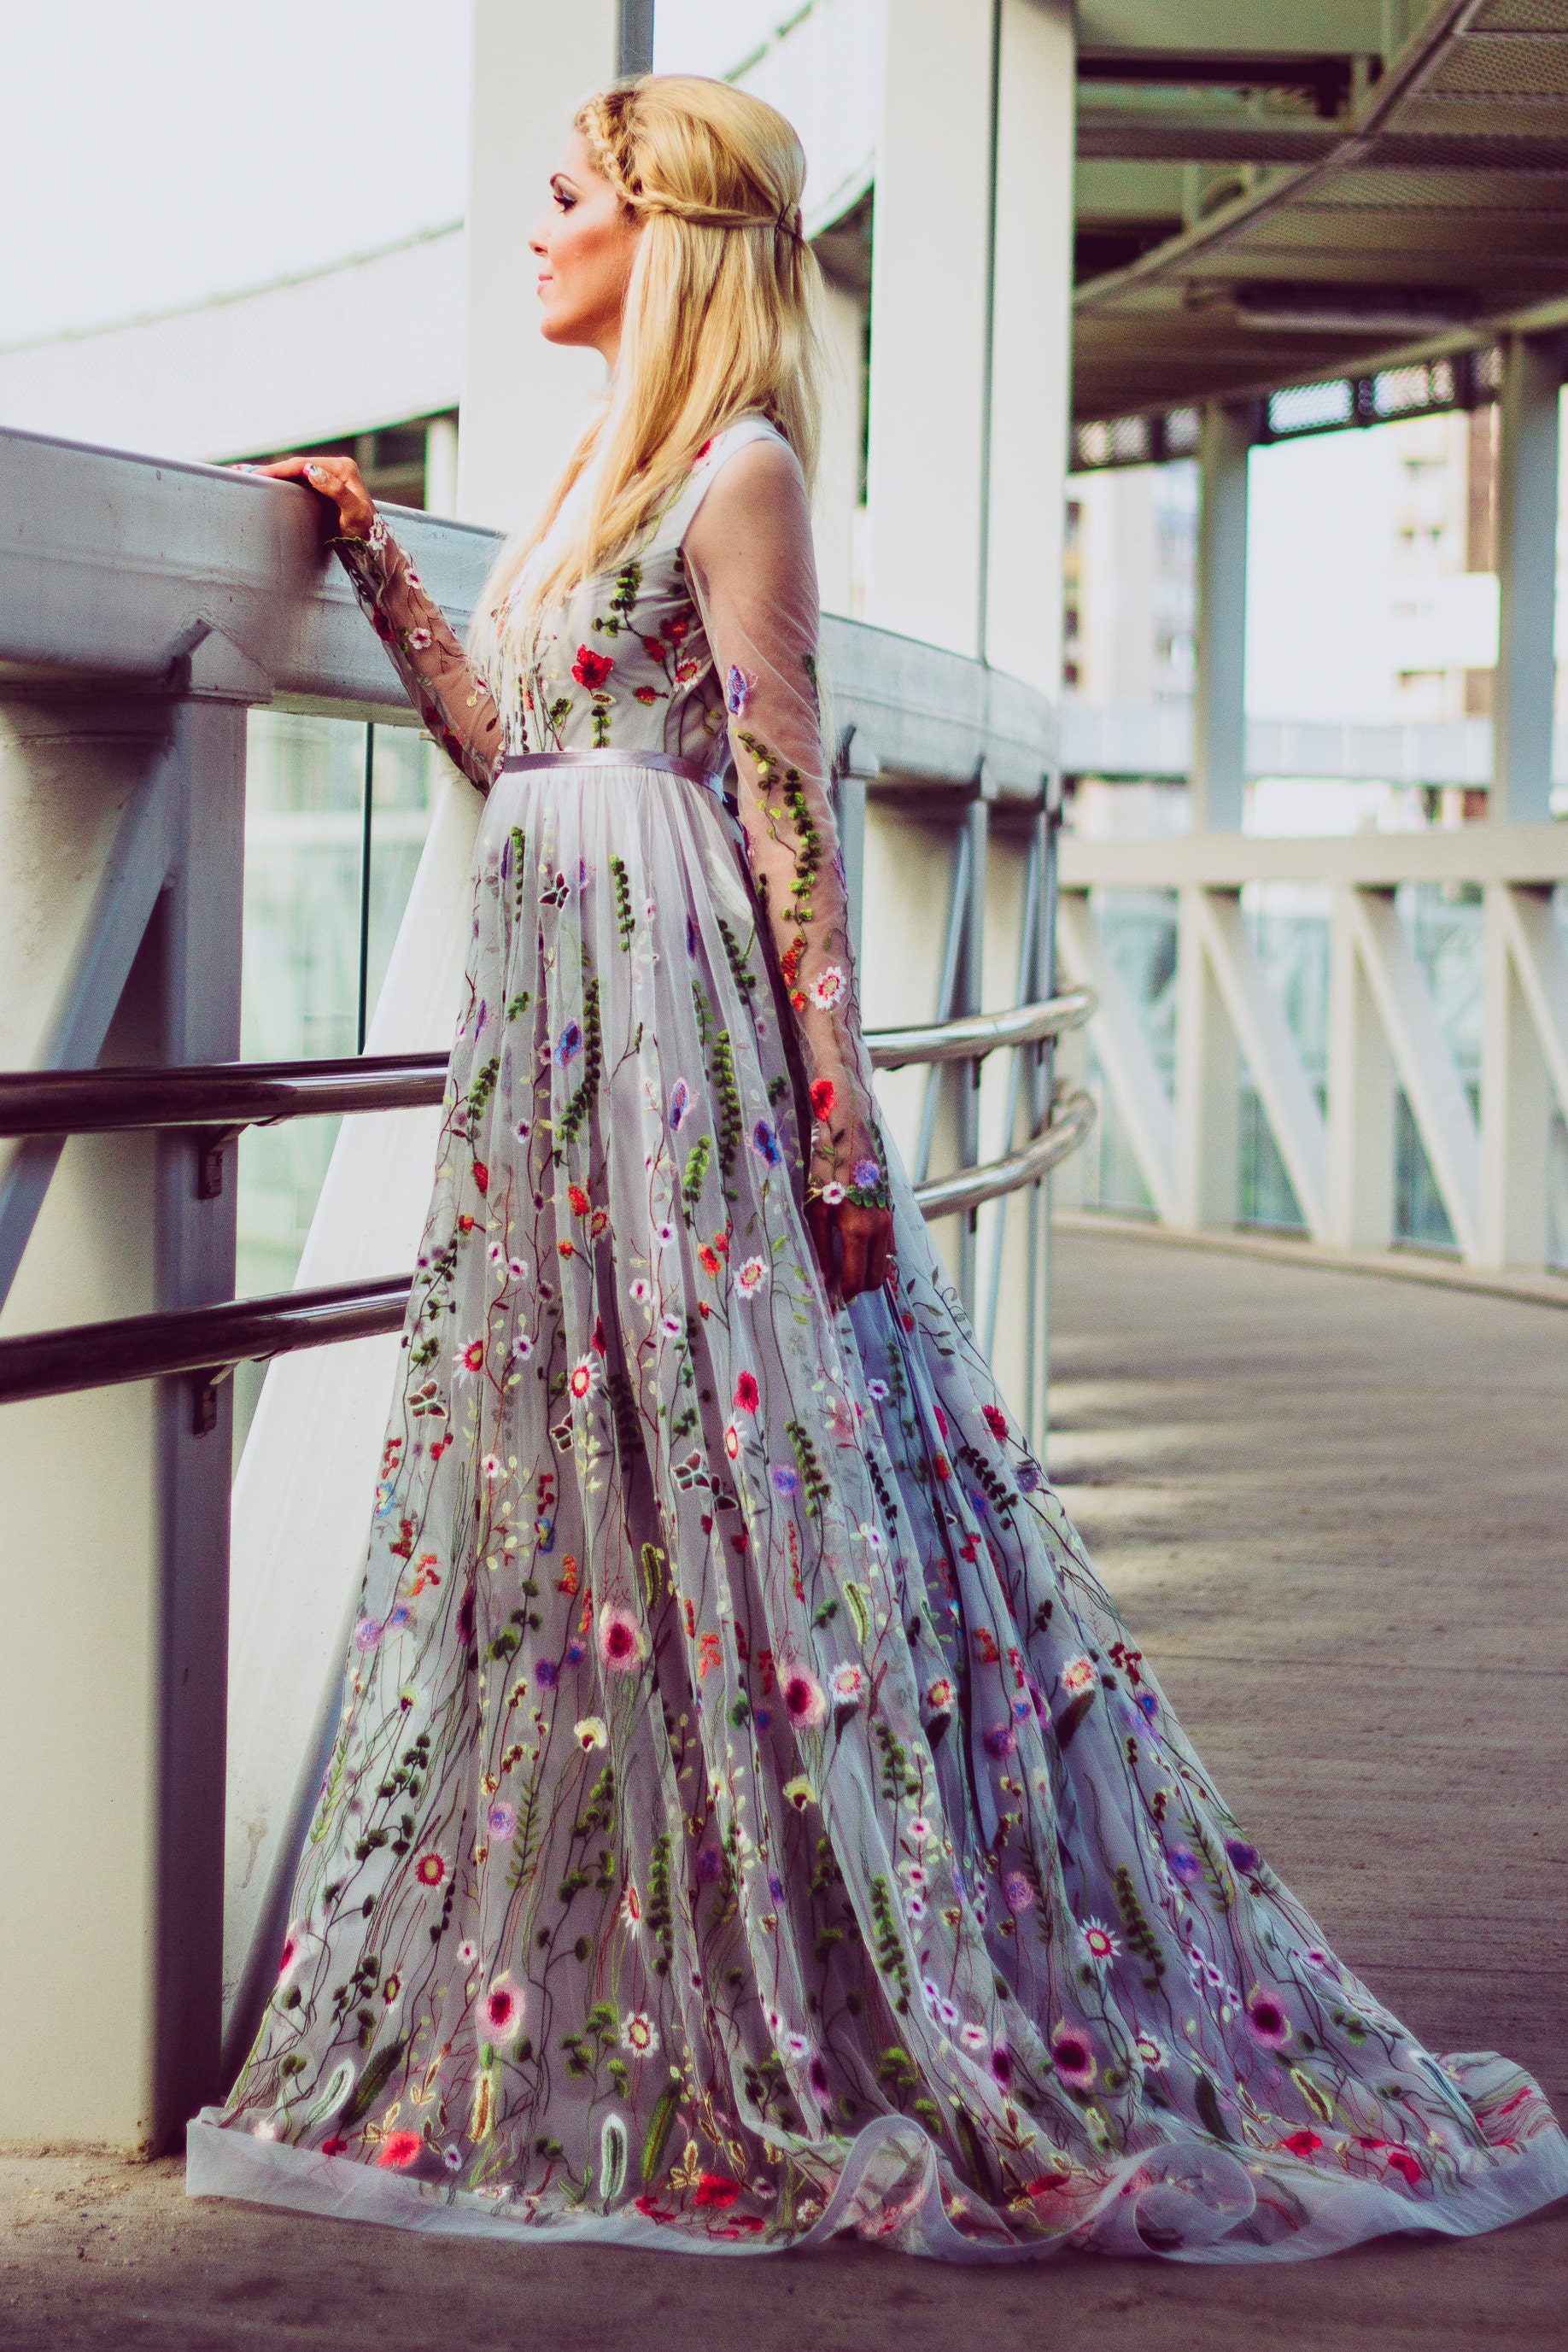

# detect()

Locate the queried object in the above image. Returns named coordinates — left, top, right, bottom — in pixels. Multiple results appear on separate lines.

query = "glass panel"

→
left=233, top=710, right=440, bottom=1460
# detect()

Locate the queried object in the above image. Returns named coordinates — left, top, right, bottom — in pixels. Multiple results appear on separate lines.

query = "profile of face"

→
left=529, top=130, right=644, bottom=363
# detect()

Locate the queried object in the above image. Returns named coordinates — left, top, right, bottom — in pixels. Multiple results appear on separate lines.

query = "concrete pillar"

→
left=1492, top=331, right=1563, bottom=825
left=1191, top=402, right=1252, bottom=834
left=458, top=0, right=620, bottom=533
left=864, top=0, right=995, bottom=655
left=866, top=0, right=1074, bottom=679
left=0, top=693, right=244, bottom=2153
left=984, top=0, right=1076, bottom=699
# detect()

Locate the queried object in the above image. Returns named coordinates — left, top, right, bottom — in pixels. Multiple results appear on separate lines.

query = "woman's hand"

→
left=807, top=1197, right=894, bottom=1303
left=242, top=452, right=376, bottom=541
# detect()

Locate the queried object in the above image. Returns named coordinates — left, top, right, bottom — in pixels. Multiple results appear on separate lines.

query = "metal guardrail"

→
left=0, top=985, right=1097, bottom=1411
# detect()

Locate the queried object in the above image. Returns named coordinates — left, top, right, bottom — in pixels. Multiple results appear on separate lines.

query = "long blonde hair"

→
left=469, top=75, right=823, bottom=693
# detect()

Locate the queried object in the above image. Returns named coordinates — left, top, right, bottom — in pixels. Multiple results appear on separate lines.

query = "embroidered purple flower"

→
left=1226, top=1839, right=1261, bottom=1875
left=983, top=1722, right=1016, bottom=1759
left=353, top=1617, right=383, bottom=1652
left=555, top=1020, right=582, bottom=1067
left=1050, top=2024, right=1096, bottom=2088
left=852, top=1159, right=880, bottom=1188
left=1003, top=1870, right=1034, bottom=1913
left=1168, top=1845, right=1202, bottom=1882
left=771, top=1464, right=799, bottom=1495
left=696, top=1843, right=723, bottom=1884
left=751, top=1119, right=781, bottom=1167
left=725, top=664, right=754, bottom=715
left=669, top=1078, right=693, bottom=1131
left=487, top=1801, right=518, bottom=1842
left=1246, top=1990, right=1292, bottom=2051
left=686, top=913, right=699, bottom=957
left=534, top=1658, right=560, bottom=1690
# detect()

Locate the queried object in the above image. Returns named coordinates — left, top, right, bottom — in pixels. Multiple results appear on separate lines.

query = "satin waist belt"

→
left=499, top=747, right=737, bottom=814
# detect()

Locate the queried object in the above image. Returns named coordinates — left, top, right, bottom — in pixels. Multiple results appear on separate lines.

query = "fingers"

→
left=806, top=1198, right=836, bottom=1298
left=832, top=1205, right=895, bottom=1301
left=237, top=455, right=372, bottom=533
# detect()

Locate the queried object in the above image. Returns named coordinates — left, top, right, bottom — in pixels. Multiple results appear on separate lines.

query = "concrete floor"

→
left=5, top=1225, right=1565, bottom=2351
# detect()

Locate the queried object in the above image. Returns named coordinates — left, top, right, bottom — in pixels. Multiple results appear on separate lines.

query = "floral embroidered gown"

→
left=190, top=417, right=1568, bottom=2261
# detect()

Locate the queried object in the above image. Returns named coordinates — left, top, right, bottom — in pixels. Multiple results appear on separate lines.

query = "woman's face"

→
left=530, top=131, right=643, bottom=366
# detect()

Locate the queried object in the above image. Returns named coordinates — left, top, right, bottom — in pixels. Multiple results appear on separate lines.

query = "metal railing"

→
left=0, top=986, right=1096, bottom=1414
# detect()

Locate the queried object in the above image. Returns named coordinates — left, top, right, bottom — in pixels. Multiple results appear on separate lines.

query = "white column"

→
left=813, top=277, right=865, bottom=620
left=984, top=0, right=1075, bottom=699
left=863, top=0, right=995, bottom=655
left=1492, top=332, right=1562, bottom=826
left=1191, top=403, right=1252, bottom=835
left=458, top=0, right=620, bottom=533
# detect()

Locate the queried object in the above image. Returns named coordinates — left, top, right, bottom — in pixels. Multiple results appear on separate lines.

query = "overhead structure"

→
left=1072, top=0, right=1568, bottom=422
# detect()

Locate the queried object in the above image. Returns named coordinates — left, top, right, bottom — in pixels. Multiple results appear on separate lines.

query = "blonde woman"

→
left=191, top=78, right=1567, bottom=2260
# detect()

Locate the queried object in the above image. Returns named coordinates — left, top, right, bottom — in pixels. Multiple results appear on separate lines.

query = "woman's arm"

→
left=682, top=439, right=892, bottom=1299
left=247, top=453, right=505, bottom=794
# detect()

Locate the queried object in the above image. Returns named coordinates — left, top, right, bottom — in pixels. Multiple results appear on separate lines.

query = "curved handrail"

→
left=0, top=1092, right=1097, bottom=1408
left=865, top=987, right=1095, bottom=1071
left=911, top=1087, right=1097, bottom=1217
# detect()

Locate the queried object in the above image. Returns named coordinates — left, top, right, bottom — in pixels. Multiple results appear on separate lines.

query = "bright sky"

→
left=0, top=1, right=771, bottom=348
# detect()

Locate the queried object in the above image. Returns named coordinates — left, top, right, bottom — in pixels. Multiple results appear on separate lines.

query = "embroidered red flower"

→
left=1279, top=2129, right=1323, bottom=2156
left=321, top=2135, right=349, bottom=2157
left=693, top=2171, right=740, bottom=2208
left=810, top=1078, right=836, bottom=1122
left=982, top=1403, right=1008, bottom=1441
left=572, top=645, right=614, bottom=690
left=472, top=1160, right=489, bottom=1194
left=734, top=1372, right=760, bottom=1413
left=376, top=2132, right=424, bottom=2169
left=568, top=1183, right=590, bottom=1217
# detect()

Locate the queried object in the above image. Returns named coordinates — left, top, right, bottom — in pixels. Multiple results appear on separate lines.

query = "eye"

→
left=552, top=182, right=577, bottom=213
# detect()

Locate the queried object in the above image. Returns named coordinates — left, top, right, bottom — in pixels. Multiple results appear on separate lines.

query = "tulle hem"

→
left=188, top=2053, right=1568, bottom=2267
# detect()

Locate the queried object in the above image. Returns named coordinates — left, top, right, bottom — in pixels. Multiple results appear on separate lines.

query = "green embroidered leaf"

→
left=340, top=2037, right=407, bottom=2125
left=641, top=2081, right=681, bottom=2184
left=1194, top=2072, right=1233, bottom=2144
left=1054, top=1691, right=1095, bottom=1751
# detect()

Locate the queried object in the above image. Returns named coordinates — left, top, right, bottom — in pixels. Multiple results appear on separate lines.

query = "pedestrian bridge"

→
left=4, top=1221, right=1562, bottom=2348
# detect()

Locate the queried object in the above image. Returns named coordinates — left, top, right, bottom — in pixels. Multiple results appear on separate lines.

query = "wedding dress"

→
left=189, top=416, right=1568, bottom=2260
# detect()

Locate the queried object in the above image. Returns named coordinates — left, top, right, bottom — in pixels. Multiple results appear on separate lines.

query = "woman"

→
left=190, top=76, right=1568, bottom=2260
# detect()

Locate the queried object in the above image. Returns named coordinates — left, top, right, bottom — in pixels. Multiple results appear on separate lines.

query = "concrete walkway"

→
left=5, top=1225, right=1565, bottom=2350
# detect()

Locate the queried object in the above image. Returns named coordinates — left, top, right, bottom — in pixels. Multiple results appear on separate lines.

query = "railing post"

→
left=1477, top=883, right=1553, bottom=1267
left=1324, top=886, right=1396, bottom=1250
left=0, top=693, right=243, bottom=2152
left=1173, top=886, right=1239, bottom=1230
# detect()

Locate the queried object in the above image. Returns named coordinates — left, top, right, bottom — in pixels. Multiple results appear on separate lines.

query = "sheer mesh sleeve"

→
left=333, top=514, right=505, bottom=794
left=683, top=442, right=886, bottom=1208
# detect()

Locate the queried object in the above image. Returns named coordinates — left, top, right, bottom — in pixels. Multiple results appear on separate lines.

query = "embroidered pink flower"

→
left=376, top=2132, right=424, bottom=2169
left=599, top=1604, right=647, bottom=1672
left=783, top=1670, right=826, bottom=1729
left=481, top=1975, right=524, bottom=2039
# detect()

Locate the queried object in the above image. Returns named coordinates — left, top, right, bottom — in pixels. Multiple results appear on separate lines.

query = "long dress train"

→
left=189, top=416, right=1568, bottom=2260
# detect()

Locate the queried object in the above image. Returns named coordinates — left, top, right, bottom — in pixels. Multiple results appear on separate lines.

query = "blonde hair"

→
left=469, top=75, right=823, bottom=697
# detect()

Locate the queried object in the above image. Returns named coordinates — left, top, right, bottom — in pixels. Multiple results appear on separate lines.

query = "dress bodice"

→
left=503, top=414, right=779, bottom=772
left=332, top=414, right=883, bottom=1208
